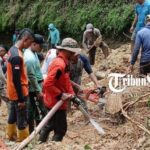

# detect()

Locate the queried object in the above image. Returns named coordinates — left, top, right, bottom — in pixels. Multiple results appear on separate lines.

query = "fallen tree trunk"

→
left=14, top=100, right=64, bottom=150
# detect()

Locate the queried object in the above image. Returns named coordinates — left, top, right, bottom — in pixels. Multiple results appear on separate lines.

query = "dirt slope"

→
left=1, top=43, right=150, bottom=150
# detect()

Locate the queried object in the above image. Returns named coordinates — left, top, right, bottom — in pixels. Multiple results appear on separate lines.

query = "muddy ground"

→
left=1, top=43, right=150, bottom=150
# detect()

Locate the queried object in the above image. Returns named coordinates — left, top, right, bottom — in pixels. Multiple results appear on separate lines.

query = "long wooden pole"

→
left=14, top=100, right=64, bottom=150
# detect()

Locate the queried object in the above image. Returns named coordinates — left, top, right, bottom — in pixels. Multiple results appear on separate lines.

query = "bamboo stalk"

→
left=14, top=100, right=64, bottom=150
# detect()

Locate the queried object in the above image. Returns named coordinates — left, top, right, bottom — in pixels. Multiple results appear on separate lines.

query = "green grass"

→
left=0, top=0, right=135, bottom=40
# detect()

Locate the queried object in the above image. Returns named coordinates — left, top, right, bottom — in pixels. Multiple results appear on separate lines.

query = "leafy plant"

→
left=84, top=144, right=92, bottom=150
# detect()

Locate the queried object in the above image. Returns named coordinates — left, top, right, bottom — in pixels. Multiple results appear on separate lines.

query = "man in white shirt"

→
left=41, top=49, right=57, bottom=79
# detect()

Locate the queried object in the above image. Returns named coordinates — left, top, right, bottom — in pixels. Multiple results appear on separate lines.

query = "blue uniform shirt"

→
left=135, top=0, right=150, bottom=32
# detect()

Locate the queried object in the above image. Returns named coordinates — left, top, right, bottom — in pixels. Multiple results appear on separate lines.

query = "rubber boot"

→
left=52, top=134, right=63, bottom=142
left=17, top=127, right=29, bottom=142
left=6, top=123, right=17, bottom=141
left=39, top=128, right=50, bottom=143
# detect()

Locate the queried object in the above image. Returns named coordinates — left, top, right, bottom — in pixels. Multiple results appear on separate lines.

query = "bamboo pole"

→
left=14, top=100, right=64, bottom=150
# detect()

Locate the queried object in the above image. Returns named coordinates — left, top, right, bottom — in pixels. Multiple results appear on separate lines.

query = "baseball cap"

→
left=86, top=23, right=94, bottom=32
left=34, top=34, right=45, bottom=48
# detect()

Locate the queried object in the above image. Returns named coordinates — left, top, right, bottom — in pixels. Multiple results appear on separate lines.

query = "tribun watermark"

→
left=108, top=73, right=150, bottom=93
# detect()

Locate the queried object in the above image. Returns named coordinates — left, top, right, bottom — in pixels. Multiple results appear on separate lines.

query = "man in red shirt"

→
left=39, top=38, right=80, bottom=142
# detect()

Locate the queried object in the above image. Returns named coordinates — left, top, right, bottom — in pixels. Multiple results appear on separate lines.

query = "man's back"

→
left=131, top=24, right=150, bottom=65
left=70, top=54, right=92, bottom=85
left=138, top=25, right=150, bottom=60
left=41, top=49, right=57, bottom=76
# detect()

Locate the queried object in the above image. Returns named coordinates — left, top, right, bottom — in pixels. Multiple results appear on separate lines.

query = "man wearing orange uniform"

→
left=39, top=38, right=80, bottom=142
left=6, top=28, right=35, bottom=142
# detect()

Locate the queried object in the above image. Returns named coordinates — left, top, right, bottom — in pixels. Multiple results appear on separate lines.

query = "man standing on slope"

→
left=47, top=23, right=60, bottom=48
left=24, top=34, right=47, bottom=134
left=6, top=28, right=35, bottom=142
left=130, top=0, right=150, bottom=53
left=129, top=15, right=150, bottom=75
left=39, top=38, right=80, bottom=142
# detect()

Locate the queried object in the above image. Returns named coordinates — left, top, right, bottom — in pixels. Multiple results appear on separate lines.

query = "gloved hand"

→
left=61, top=93, right=73, bottom=101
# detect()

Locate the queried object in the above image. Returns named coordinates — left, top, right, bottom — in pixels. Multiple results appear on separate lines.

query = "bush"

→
left=0, top=0, right=135, bottom=41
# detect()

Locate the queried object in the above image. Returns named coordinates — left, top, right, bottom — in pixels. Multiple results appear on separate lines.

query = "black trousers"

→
left=40, top=109, right=67, bottom=141
left=27, top=92, right=47, bottom=133
left=8, top=101, right=28, bottom=130
left=140, top=62, right=150, bottom=75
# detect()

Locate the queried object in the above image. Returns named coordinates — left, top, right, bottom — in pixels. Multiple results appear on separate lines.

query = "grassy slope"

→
left=0, top=0, right=134, bottom=40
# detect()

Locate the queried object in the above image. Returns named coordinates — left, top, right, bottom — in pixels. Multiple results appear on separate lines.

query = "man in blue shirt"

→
left=130, top=0, right=150, bottom=53
left=129, top=15, right=150, bottom=74
left=47, top=23, right=60, bottom=48
left=70, top=53, right=99, bottom=89
left=69, top=52, right=100, bottom=111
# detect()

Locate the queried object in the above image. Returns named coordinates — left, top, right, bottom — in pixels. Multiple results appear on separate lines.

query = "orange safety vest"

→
left=7, top=46, right=28, bottom=100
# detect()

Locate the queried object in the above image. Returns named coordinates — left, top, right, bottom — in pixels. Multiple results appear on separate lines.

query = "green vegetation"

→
left=84, top=144, right=92, bottom=150
left=0, top=0, right=134, bottom=40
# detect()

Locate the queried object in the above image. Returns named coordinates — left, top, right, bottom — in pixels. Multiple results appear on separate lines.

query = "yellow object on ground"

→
left=17, top=127, right=29, bottom=142
left=6, top=123, right=17, bottom=141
